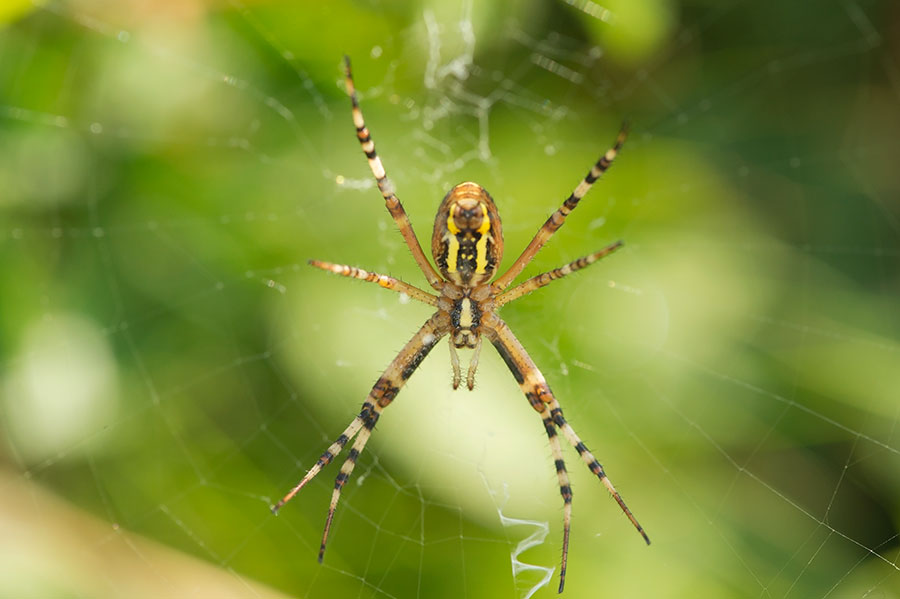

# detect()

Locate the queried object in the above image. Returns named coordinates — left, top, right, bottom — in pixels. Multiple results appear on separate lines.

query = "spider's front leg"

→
left=272, top=312, right=449, bottom=561
left=482, top=312, right=649, bottom=593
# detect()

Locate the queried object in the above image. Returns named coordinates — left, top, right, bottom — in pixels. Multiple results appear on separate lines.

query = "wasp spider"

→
left=272, top=56, right=649, bottom=593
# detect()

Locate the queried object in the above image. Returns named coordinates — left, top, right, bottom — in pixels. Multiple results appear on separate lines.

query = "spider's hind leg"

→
left=342, top=56, right=444, bottom=291
left=492, top=123, right=628, bottom=291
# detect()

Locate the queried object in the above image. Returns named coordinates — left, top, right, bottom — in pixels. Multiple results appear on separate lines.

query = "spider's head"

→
left=432, top=182, right=504, bottom=287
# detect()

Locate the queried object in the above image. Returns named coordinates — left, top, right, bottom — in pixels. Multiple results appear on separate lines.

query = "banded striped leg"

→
left=540, top=403, right=574, bottom=593
left=318, top=402, right=384, bottom=561
left=343, top=56, right=444, bottom=291
left=492, top=124, right=629, bottom=292
left=484, top=314, right=649, bottom=592
left=549, top=404, right=650, bottom=545
left=309, top=259, right=439, bottom=307
left=272, top=313, right=448, bottom=561
left=495, top=240, right=623, bottom=308
left=271, top=413, right=366, bottom=513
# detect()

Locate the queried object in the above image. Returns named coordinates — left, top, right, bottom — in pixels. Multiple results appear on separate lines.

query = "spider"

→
left=272, top=56, right=649, bottom=593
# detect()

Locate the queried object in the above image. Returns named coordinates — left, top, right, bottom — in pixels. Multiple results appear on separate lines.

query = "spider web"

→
left=1, top=0, right=899, bottom=597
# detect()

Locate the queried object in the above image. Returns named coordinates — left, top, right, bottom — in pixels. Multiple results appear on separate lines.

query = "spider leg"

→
left=549, top=402, right=650, bottom=544
left=273, top=312, right=448, bottom=561
left=343, top=56, right=444, bottom=291
left=483, top=313, right=649, bottom=593
left=539, top=403, right=573, bottom=593
left=318, top=402, right=383, bottom=561
left=271, top=415, right=365, bottom=513
left=492, top=123, right=628, bottom=291
left=495, top=240, right=623, bottom=308
left=309, top=259, right=439, bottom=307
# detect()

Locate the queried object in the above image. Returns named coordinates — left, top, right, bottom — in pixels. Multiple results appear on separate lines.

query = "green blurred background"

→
left=1, top=0, right=898, bottom=597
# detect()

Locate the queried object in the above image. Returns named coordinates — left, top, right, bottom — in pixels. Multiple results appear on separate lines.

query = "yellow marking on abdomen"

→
left=446, top=232, right=459, bottom=273
left=475, top=204, right=490, bottom=273
left=447, top=204, right=460, bottom=235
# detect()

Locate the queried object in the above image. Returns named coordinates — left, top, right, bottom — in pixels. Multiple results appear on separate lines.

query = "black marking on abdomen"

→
left=436, top=240, right=449, bottom=272
left=455, top=237, right=479, bottom=278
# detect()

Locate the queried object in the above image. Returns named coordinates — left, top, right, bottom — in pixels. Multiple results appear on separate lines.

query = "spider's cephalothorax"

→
left=272, top=56, right=649, bottom=594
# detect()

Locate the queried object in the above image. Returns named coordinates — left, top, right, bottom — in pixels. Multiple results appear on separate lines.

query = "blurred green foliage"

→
left=1, top=1, right=898, bottom=597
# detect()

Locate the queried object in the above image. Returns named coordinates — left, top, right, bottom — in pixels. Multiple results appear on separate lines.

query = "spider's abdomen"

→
left=432, top=182, right=504, bottom=287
